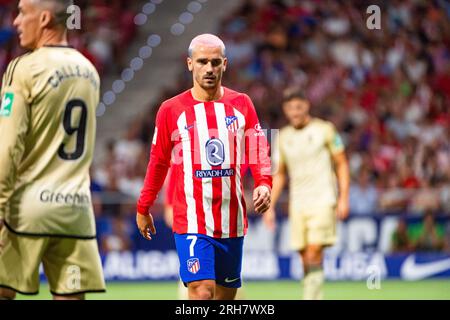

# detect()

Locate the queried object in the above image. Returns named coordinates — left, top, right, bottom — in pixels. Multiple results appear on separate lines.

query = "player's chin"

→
left=201, top=81, right=218, bottom=88
left=291, top=120, right=303, bottom=128
left=20, top=40, right=33, bottom=50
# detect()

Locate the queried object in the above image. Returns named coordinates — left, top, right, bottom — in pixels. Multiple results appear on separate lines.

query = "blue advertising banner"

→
left=96, top=250, right=450, bottom=281
left=39, top=214, right=450, bottom=281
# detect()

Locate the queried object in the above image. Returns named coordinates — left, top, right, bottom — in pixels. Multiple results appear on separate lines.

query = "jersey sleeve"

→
left=0, top=58, right=31, bottom=219
left=137, top=103, right=173, bottom=215
left=325, top=121, right=345, bottom=155
left=164, top=165, right=176, bottom=206
left=243, top=94, right=272, bottom=190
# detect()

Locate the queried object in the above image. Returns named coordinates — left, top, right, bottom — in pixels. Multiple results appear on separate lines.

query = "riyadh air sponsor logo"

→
left=195, top=168, right=235, bottom=178
left=205, top=138, right=225, bottom=166
left=400, top=254, right=450, bottom=280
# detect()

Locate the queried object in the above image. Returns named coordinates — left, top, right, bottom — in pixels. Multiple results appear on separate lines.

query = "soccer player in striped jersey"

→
left=0, top=0, right=105, bottom=299
left=264, top=89, right=350, bottom=299
left=163, top=166, right=247, bottom=300
left=136, top=34, right=272, bottom=300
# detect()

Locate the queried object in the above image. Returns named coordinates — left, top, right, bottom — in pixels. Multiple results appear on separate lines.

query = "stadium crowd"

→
left=1, top=0, right=141, bottom=252
left=1, top=0, right=449, bottom=253
left=93, top=0, right=450, bottom=215
left=88, top=0, right=450, bottom=253
left=0, top=0, right=139, bottom=80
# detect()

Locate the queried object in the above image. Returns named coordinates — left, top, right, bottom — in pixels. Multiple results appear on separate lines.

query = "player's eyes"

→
left=196, top=59, right=222, bottom=66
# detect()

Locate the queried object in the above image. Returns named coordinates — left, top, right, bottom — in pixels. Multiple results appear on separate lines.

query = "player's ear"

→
left=187, top=57, right=193, bottom=72
left=223, top=57, right=227, bottom=72
left=39, top=10, right=53, bottom=28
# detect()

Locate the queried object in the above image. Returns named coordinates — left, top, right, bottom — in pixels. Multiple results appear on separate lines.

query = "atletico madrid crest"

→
left=187, top=258, right=200, bottom=274
left=225, top=116, right=239, bottom=132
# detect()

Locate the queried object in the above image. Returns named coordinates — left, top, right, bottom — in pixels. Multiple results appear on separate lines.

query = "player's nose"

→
left=205, top=61, right=214, bottom=72
left=13, top=16, right=20, bottom=28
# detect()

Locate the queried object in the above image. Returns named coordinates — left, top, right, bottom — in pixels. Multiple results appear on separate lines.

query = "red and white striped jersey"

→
left=137, top=87, right=272, bottom=238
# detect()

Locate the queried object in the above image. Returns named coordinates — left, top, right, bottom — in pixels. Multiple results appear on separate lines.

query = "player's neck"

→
left=35, top=30, right=69, bottom=49
left=191, top=85, right=224, bottom=102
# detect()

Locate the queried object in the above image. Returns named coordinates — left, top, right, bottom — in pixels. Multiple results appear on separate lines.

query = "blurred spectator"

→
left=123, top=0, right=450, bottom=218
left=349, top=169, right=378, bottom=215
left=0, top=0, right=140, bottom=79
left=413, top=211, right=446, bottom=252
left=100, top=217, right=133, bottom=253
left=100, top=171, right=132, bottom=217
left=440, top=182, right=450, bottom=214
left=90, top=167, right=104, bottom=219
left=408, top=179, right=441, bottom=214
left=378, top=175, right=409, bottom=212
left=114, top=122, right=145, bottom=172
left=94, top=140, right=125, bottom=188
left=391, top=219, right=414, bottom=253
left=445, top=221, right=450, bottom=253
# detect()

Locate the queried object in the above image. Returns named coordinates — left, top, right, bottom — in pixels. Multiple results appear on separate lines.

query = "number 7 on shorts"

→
left=187, top=235, right=197, bottom=257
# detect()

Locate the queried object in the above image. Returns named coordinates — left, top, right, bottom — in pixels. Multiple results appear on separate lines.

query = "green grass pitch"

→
left=16, top=280, right=450, bottom=300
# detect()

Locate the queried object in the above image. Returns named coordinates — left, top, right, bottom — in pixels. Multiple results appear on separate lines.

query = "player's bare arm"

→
left=263, top=161, right=287, bottom=230
left=253, top=185, right=271, bottom=214
left=333, top=151, right=350, bottom=221
left=136, top=212, right=157, bottom=240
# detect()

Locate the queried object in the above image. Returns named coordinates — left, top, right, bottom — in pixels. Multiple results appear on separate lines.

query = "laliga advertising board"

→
left=37, top=215, right=450, bottom=281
